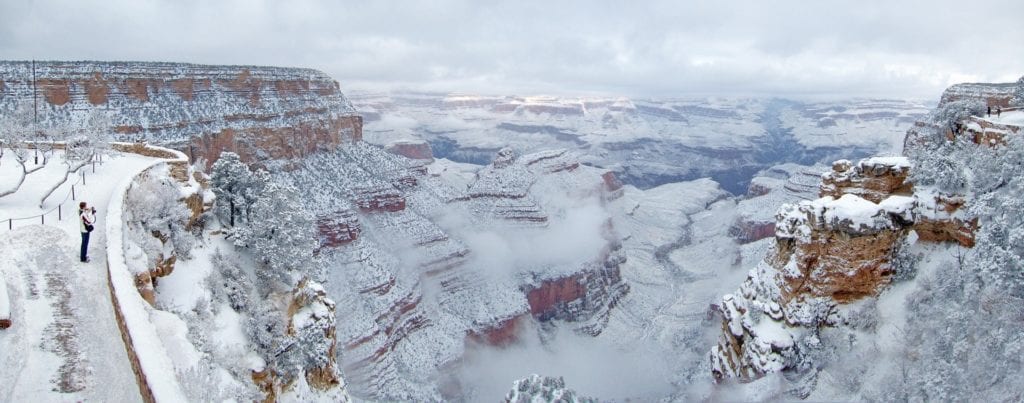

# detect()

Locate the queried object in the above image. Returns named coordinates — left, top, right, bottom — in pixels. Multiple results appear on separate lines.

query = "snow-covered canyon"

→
left=2, top=60, right=1023, bottom=401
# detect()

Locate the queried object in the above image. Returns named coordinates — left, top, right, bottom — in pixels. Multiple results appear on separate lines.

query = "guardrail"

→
left=0, top=155, right=96, bottom=231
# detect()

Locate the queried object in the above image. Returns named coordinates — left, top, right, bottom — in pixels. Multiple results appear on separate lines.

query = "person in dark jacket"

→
left=79, top=201, right=96, bottom=262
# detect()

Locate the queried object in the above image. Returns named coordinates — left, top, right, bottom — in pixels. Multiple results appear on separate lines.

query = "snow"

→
left=212, top=304, right=250, bottom=357
left=0, top=144, right=188, bottom=402
left=151, top=309, right=203, bottom=370
left=102, top=143, right=189, bottom=401
left=860, top=156, right=912, bottom=170
left=982, top=110, right=1024, bottom=127
left=822, top=194, right=887, bottom=229
left=155, top=243, right=215, bottom=311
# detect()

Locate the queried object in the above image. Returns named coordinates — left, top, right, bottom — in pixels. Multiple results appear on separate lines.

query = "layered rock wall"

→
left=0, top=61, right=361, bottom=167
left=711, top=156, right=975, bottom=384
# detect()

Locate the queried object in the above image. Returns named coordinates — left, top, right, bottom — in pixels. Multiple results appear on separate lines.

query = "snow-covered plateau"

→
left=2, top=61, right=1023, bottom=402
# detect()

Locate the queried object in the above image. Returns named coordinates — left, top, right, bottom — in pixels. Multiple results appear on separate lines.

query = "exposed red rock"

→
left=467, top=314, right=529, bottom=347
left=316, top=209, right=361, bottom=249
left=526, top=274, right=587, bottom=319
left=731, top=220, right=776, bottom=244
left=0, top=61, right=362, bottom=169
left=386, top=141, right=434, bottom=161
left=356, top=191, right=406, bottom=213
left=820, top=158, right=912, bottom=203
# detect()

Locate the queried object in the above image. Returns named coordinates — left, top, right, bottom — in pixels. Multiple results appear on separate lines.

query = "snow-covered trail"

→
left=0, top=151, right=162, bottom=402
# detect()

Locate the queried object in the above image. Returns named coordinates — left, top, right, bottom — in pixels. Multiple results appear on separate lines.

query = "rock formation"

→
left=504, top=374, right=594, bottom=403
left=0, top=61, right=361, bottom=167
left=710, top=156, right=975, bottom=384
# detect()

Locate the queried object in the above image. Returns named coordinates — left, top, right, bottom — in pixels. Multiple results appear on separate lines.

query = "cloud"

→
left=2, top=0, right=1021, bottom=98
left=457, top=324, right=677, bottom=401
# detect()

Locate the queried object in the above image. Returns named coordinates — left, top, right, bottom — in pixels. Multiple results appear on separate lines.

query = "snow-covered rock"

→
left=710, top=155, right=979, bottom=390
left=504, top=374, right=594, bottom=403
left=0, top=61, right=361, bottom=167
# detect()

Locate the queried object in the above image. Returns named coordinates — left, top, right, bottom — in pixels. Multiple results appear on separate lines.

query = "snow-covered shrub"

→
left=208, top=249, right=253, bottom=312
left=246, top=297, right=297, bottom=375
left=1012, top=76, right=1024, bottom=107
left=931, top=99, right=985, bottom=132
left=124, top=170, right=195, bottom=262
left=870, top=134, right=1024, bottom=401
left=178, top=355, right=260, bottom=402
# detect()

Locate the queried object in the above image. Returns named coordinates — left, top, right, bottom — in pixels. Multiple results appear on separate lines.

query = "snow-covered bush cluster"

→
left=875, top=135, right=1024, bottom=401
left=211, top=151, right=317, bottom=289
left=123, top=165, right=195, bottom=267
left=206, top=151, right=338, bottom=396
left=927, top=99, right=985, bottom=140
left=1013, top=76, right=1024, bottom=107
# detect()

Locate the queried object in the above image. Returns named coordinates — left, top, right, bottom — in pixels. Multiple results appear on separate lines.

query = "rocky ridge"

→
left=0, top=61, right=362, bottom=166
left=710, top=157, right=978, bottom=392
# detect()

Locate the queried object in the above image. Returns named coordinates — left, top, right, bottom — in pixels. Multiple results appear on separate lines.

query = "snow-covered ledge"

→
left=105, top=142, right=188, bottom=402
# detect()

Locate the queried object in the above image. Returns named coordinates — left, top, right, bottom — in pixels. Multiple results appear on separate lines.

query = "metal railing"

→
left=0, top=155, right=99, bottom=231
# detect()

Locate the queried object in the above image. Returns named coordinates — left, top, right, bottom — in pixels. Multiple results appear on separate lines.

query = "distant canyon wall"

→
left=0, top=61, right=362, bottom=166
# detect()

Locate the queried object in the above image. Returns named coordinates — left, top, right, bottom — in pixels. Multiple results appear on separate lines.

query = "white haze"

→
left=458, top=324, right=676, bottom=401
left=454, top=203, right=609, bottom=280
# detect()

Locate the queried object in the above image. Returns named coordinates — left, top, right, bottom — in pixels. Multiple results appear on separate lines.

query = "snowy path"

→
left=0, top=151, right=161, bottom=402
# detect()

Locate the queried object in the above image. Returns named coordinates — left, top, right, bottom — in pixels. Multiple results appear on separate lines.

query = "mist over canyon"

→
left=2, top=58, right=1022, bottom=402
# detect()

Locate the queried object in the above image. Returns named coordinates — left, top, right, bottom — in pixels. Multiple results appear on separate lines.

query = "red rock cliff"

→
left=0, top=61, right=362, bottom=167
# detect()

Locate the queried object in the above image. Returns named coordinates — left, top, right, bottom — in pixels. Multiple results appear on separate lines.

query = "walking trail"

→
left=0, top=150, right=161, bottom=402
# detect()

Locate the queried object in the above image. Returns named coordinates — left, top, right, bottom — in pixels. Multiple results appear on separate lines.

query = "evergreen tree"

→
left=1013, top=75, right=1024, bottom=107
left=234, top=180, right=316, bottom=288
left=210, top=152, right=259, bottom=227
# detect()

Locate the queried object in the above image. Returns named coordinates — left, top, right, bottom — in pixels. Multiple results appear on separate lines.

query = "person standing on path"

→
left=79, top=201, right=96, bottom=263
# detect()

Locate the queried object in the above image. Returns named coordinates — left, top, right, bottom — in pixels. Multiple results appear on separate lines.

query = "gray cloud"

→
left=1, top=0, right=1021, bottom=98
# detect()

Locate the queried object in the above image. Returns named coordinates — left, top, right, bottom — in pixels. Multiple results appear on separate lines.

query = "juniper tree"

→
left=234, top=180, right=316, bottom=288
left=210, top=152, right=264, bottom=227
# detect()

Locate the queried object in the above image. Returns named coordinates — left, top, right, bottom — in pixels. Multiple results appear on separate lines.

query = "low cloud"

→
left=2, top=0, right=1021, bottom=98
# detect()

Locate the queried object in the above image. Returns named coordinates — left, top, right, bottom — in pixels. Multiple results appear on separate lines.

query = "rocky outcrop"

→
left=939, top=82, right=1018, bottom=108
left=288, top=280, right=342, bottom=391
left=820, top=158, right=912, bottom=203
left=733, top=164, right=824, bottom=244
left=711, top=156, right=975, bottom=384
left=504, top=374, right=594, bottom=403
left=0, top=61, right=361, bottom=167
left=386, top=140, right=434, bottom=161
left=467, top=314, right=529, bottom=347
left=316, top=209, right=361, bottom=250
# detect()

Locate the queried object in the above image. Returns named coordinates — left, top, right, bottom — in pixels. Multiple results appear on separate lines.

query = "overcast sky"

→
left=2, top=0, right=1022, bottom=99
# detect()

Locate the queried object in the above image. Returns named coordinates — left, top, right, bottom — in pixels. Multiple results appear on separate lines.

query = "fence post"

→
left=41, top=214, right=45, bottom=225
left=59, top=204, right=62, bottom=221
left=8, top=219, right=10, bottom=230
left=72, top=185, right=76, bottom=200
left=82, top=170, right=86, bottom=186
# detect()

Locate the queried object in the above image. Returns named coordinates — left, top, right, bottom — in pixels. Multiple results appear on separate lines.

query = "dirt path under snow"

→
left=0, top=225, right=140, bottom=402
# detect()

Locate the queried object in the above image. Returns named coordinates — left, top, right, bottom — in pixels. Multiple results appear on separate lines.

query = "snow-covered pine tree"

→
left=210, top=151, right=259, bottom=228
left=234, top=180, right=316, bottom=288
left=1013, top=75, right=1024, bottom=107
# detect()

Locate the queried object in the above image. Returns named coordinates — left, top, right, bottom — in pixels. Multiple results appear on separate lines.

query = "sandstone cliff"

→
left=710, top=156, right=974, bottom=386
left=0, top=61, right=361, bottom=167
